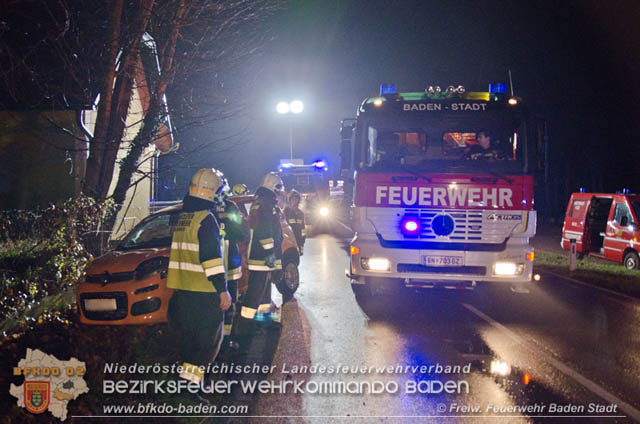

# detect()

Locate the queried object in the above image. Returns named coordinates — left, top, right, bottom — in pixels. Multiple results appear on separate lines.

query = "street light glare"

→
left=290, top=100, right=304, bottom=114
left=276, top=101, right=290, bottom=114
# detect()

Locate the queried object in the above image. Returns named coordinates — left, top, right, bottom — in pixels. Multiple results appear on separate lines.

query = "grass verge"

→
left=534, top=250, right=640, bottom=298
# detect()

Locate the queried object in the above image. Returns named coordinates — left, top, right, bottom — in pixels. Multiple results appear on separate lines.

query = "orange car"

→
left=77, top=195, right=300, bottom=325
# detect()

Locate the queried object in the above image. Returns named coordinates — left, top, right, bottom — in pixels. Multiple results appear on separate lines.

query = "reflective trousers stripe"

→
left=262, top=243, right=274, bottom=250
left=224, top=324, right=232, bottom=336
left=257, top=303, right=273, bottom=313
left=179, top=362, right=204, bottom=384
left=241, top=306, right=257, bottom=319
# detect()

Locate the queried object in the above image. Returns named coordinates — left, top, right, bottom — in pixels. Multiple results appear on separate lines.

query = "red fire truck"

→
left=341, top=83, right=536, bottom=297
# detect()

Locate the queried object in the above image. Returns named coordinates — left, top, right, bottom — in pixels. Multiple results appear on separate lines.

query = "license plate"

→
left=421, top=255, right=464, bottom=266
left=84, top=298, right=117, bottom=311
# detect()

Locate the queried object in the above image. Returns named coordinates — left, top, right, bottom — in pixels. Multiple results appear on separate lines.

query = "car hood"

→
left=87, top=248, right=170, bottom=274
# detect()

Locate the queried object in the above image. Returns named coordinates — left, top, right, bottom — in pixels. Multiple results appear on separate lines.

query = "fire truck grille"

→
left=397, top=264, right=487, bottom=275
left=398, top=208, right=493, bottom=241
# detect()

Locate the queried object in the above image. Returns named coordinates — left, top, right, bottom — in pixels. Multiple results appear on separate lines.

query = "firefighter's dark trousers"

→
left=169, top=290, right=224, bottom=368
left=223, top=280, right=238, bottom=338
left=237, top=271, right=271, bottom=335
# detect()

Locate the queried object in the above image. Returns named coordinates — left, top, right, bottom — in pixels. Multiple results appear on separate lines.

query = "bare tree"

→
left=1, top=0, right=279, bottom=228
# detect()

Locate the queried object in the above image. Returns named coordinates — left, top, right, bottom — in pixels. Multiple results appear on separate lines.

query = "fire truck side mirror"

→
left=340, top=124, right=354, bottom=140
left=340, top=139, right=352, bottom=172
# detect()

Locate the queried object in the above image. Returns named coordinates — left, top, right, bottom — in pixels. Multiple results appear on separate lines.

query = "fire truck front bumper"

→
left=348, top=233, right=534, bottom=286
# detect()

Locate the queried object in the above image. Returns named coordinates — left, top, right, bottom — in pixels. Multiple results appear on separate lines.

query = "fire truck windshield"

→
left=281, top=173, right=327, bottom=194
left=360, top=121, right=527, bottom=174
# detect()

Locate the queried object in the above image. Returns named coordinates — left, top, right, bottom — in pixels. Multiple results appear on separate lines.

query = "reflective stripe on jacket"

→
left=247, top=196, right=283, bottom=271
left=167, top=210, right=225, bottom=292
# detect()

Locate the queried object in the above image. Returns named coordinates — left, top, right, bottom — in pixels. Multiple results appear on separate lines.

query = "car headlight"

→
left=136, top=257, right=169, bottom=280
left=319, top=206, right=330, bottom=217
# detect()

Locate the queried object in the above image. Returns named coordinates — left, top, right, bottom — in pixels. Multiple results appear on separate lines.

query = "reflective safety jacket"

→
left=167, top=196, right=227, bottom=293
left=216, top=199, right=249, bottom=280
left=247, top=192, right=283, bottom=271
left=284, top=206, right=306, bottom=250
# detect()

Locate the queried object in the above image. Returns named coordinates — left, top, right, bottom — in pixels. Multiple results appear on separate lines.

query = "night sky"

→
left=174, top=0, right=640, bottom=216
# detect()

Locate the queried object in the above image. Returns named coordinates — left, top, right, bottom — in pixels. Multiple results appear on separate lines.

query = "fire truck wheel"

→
left=351, top=283, right=372, bottom=301
left=623, top=251, right=639, bottom=270
left=274, top=251, right=300, bottom=301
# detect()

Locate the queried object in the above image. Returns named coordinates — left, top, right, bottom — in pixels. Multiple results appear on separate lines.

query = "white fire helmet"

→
left=259, top=172, right=284, bottom=195
left=189, top=168, right=225, bottom=203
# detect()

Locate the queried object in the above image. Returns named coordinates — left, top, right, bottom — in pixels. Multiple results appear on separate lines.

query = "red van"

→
left=561, top=191, right=640, bottom=270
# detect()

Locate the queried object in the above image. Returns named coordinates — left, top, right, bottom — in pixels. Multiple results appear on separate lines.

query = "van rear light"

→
left=350, top=246, right=360, bottom=255
left=525, top=251, right=534, bottom=261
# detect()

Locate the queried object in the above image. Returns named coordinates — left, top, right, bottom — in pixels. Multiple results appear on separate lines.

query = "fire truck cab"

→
left=278, top=160, right=333, bottom=230
left=342, top=83, right=537, bottom=297
left=561, top=190, right=640, bottom=270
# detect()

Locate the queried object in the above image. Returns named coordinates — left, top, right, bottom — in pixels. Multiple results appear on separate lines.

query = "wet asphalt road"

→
left=249, top=232, right=640, bottom=423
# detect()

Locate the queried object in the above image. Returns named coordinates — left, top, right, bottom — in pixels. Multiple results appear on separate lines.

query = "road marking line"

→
left=462, top=302, right=640, bottom=422
left=540, top=270, right=638, bottom=306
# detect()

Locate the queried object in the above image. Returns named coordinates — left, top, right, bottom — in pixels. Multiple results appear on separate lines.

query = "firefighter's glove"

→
left=219, top=290, right=232, bottom=311
left=265, top=254, right=276, bottom=269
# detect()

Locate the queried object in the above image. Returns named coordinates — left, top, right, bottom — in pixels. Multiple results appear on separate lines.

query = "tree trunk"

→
left=82, top=0, right=124, bottom=199
left=83, top=0, right=155, bottom=201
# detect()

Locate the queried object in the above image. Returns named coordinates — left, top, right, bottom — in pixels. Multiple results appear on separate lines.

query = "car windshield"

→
left=117, top=211, right=181, bottom=250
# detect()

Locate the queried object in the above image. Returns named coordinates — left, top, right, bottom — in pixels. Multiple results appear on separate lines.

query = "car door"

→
left=563, top=196, right=590, bottom=253
left=604, top=199, right=634, bottom=262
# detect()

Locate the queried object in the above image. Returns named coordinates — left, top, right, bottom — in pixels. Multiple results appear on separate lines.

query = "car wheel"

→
left=623, top=251, right=639, bottom=270
left=275, top=259, right=299, bottom=301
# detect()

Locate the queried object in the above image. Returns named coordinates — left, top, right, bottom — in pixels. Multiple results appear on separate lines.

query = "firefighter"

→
left=236, top=172, right=284, bottom=348
left=284, top=189, right=306, bottom=255
left=167, top=168, right=231, bottom=385
left=217, top=181, right=249, bottom=351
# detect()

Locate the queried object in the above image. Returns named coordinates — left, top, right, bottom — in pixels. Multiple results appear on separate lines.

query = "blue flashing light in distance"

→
left=489, top=83, right=507, bottom=94
left=579, top=187, right=586, bottom=193
left=380, top=84, right=397, bottom=95
left=313, top=159, right=327, bottom=169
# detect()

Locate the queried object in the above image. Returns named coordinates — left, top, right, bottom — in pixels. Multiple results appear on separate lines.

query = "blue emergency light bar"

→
left=489, top=83, right=507, bottom=94
left=380, top=84, right=397, bottom=95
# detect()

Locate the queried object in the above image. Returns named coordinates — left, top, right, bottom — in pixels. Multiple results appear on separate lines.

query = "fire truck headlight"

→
left=319, top=206, right=330, bottom=217
left=361, top=257, right=390, bottom=271
left=493, top=262, right=525, bottom=276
